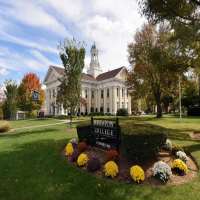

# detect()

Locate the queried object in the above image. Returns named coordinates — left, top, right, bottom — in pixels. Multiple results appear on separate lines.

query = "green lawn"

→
left=8, top=118, right=63, bottom=129
left=0, top=116, right=200, bottom=200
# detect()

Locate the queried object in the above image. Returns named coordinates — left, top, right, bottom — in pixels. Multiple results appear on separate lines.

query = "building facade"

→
left=44, top=44, right=131, bottom=115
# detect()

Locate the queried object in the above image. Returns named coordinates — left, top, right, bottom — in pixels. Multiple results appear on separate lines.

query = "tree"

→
left=128, top=23, right=182, bottom=117
left=3, top=80, right=18, bottom=120
left=139, top=0, right=200, bottom=97
left=17, top=73, right=45, bottom=116
left=139, top=0, right=200, bottom=25
left=57, top=38, right=85, bottom=124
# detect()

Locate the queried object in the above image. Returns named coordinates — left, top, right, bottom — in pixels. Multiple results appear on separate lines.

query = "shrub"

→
left=105, top=149, right=119, bottom=161
left=121, top=122, right=167, bottom=163
left=130, top=165, right=145, bottom=183
left=152, top=161, right=172, bottom=183
left=172, top=159, right=188, bottom=175
left=77, top=153, right=89, bottom=167
left=116, top=108, right=128, bottom=116
left=87, top=157, right=101, bottom=172
left=65, top=143, right=74, bottom=156
left=54, top=115, right=69, bottom=119
left=104, top=161, right=119, bottom=178
left=172, top=144, right=184, bottom=155
left=0, top=121, right=10, bottom=133
left=78, top=141, right=88, bottom=153
left=176, top=151, right=188, bottom=163
left=163, top=139, right=172, bottom=151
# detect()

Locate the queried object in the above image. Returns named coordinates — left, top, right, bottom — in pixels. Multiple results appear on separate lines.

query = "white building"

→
left=44, top=44, right=131, bottom=115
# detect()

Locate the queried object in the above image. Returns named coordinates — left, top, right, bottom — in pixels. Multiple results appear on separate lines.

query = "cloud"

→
left=0, top=48, right=55, bottom=72
left=0, top=67, right=9, bottom=76
left=42, top=0, right=145, bottom=70
left=1, top=0, right=70, bottom=37
left=0, top=0, right=146, bottom=84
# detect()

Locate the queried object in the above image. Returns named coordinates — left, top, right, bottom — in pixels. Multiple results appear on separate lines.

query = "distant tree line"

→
left=0, top=73, right=44, bottom=120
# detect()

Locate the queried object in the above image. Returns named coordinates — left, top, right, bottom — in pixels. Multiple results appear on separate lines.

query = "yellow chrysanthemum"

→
left=65, top=142, right=74, bottom=156
left=104, top=161, right=119, bottom=178
left=77, top=153, right=89, bottom=167
left=130, top=165, right=145, bottom=183
left=172, top=159, right=188, bottom=174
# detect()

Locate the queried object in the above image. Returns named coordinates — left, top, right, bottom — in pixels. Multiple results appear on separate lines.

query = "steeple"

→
left=87, top=42, right=102, bottom=78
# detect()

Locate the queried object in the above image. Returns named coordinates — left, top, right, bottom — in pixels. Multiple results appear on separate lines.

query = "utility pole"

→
left=179, top=75, right=182, bottom=119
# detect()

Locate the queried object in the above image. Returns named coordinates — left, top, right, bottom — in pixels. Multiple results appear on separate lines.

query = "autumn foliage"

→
left=17, top=73, right=44, bottom=114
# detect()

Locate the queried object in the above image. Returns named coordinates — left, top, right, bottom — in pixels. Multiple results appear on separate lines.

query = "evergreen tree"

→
left=3, top=80, right=18, bottom=120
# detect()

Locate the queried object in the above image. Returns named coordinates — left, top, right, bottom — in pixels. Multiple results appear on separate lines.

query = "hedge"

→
left=116, top=108, right=128, bottom=116
left=121, top=122, right=167, bottom=163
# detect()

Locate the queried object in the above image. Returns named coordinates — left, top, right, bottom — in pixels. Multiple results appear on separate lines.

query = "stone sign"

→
left=91, top=117, right=121, bottom=149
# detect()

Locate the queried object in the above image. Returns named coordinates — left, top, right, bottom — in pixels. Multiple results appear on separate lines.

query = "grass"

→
left=8, top=118, right=63, bottom=129
left=0, top=116, right=200, bottom=200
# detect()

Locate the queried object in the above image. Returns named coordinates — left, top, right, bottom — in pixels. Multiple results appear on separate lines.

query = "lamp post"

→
left=179, top=75, right=182, bottom=119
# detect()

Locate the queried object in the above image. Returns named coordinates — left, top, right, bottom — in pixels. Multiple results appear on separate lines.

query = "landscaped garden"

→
left=0, top=115, right=200, bottom=200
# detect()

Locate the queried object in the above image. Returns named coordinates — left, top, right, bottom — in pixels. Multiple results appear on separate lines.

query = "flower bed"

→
left=63, top=139, right=198, bottom=186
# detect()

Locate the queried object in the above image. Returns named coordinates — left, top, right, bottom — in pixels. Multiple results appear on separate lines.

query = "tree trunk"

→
left=156, top=101, right=162, bottom=118
left=155, top=94, right=162, bottom=118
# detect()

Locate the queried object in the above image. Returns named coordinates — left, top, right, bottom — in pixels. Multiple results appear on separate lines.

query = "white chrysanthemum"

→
left=152, top=161, right=172, bottom=182
left=163, top=139, right=172, bottom=151
left=70, top=138, right=78, bottom=145
left=176, top=151, right=188, bottom=162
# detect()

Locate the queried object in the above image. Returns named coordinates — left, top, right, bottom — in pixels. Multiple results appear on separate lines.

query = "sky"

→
left=0, top=0, right=145, bottom=85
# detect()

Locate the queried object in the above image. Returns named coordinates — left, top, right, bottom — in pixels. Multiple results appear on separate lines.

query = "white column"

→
left=128, top=94, right=132, bottom=114
left=119, top=86, right=121, bottom=109
left=88, top=88, right=91, bottom=113
left=113, top=86, right=117, bottom=114
left=109, top=87, right=113, bottom=114
left=103, top=88, right=106, bottom=113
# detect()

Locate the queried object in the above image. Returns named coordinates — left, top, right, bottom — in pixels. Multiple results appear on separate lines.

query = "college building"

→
left=44, top=43, right=131, bottom=115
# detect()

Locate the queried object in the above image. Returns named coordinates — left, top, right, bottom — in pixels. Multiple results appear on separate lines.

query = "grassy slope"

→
left=0, top=117, right=200, bottom=200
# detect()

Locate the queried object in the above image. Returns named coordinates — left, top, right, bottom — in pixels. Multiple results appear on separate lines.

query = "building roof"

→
left=50, top=65, right=125, bottom=82
left=96, top=67, right=124, bottom=81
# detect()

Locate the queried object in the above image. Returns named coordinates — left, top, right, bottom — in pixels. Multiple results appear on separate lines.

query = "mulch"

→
left=63, top=146, right=198, bottom=186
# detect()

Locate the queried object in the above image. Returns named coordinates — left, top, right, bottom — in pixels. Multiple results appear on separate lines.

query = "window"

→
left=95, top=108, right=98, bottom=112
left=117, top=102, right=120, bottom=110
left=122, top=88, right=124, bottom=97
left=100, top=107, right=103, bottom=112
left=101, top=90, right=104, bottom=98
left=107, top=103, right=110, bottom=113
left=122, top=102, right=125, bottom=108
left=85, top=89, right=87, bottom=98
left=91, top=107, right=94, bottom=113
left=92, top=90, right=94, bottom=98
left=127, top=89, right=128, bottom=97
left=107, top=88, right=109, bottom=98
left=117, top=88, right=119, bottom=97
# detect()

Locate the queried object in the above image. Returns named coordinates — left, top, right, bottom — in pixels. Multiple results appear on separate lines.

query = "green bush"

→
left=121, top=122, right=167, bottom=163
left=54, top=115, right=69, bottom=119
left=0, top=121, right=10, bottom=133
left=116, top=108, right=128, bottom=116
